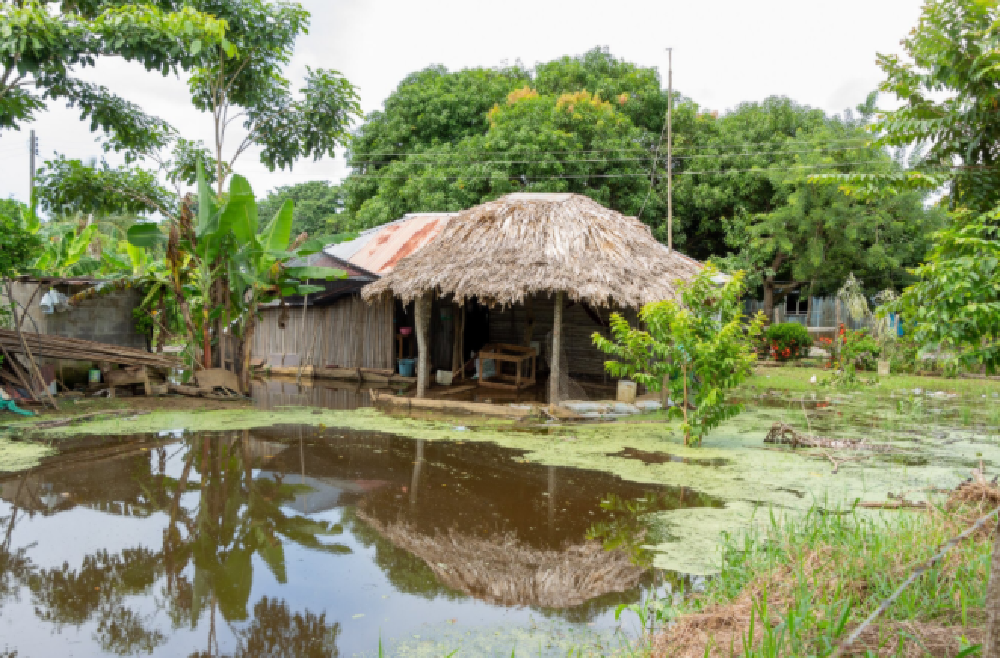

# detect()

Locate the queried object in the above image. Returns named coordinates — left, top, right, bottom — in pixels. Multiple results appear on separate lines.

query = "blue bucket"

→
left=397, top=358, right=417, bottom=377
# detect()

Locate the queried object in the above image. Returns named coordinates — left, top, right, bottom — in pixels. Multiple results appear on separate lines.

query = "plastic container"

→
left=617, top=380, right=637, bottom=404
left=436, top=370, right=453, bottom=386
left=88, top=369, right=102, bottom=384
left=398, top=358, right=417, bottom=377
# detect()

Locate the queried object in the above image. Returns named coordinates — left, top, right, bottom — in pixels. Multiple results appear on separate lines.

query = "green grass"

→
left=652, top=503, right=991, bottom=656
left=747, top=365, right=1000, bottom=397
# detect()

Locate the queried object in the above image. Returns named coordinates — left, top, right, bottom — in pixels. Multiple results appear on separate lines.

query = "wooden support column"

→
left=549, top=291, right=564, bottom=410
left=415, top=291, right=432, bottom=398
left=451, top=301, right=462, bottom=374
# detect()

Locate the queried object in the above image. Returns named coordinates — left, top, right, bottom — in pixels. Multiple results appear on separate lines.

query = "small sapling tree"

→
left=593, top=266, right=765, bottom=445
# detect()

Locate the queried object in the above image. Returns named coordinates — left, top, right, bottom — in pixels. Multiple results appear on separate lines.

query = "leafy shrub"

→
left=841, top=329, right=881, bottom=371
left=765, top=323, right=813, bottom=361
left=593, top=266, right=765, bottom=446
left=889, top=336, right=921, bottom=374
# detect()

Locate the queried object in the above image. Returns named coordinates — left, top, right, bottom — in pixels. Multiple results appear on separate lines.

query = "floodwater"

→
left=0, top=425, right=721, bottom=657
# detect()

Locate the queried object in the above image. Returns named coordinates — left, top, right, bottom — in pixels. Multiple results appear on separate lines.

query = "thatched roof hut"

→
left=362, top=193, right=702, bottom=403
left=362, top=193, right=702, bottom=309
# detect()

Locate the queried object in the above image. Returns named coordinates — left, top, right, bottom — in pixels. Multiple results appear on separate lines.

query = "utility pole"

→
left=28, top=129, right=36, bottom=201
left=666, top=48, right=673, bottom=252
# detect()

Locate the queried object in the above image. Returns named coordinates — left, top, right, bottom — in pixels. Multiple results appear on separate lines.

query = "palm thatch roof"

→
left=362, top=193, right=702, bottom=309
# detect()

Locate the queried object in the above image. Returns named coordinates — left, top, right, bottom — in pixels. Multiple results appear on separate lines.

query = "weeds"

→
left=654, top=502, right=993, bottom=657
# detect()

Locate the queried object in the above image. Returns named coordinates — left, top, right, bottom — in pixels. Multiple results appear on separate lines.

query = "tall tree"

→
left=341, top=48, right=689, bottom=232
left=183, top=0, right=360, bottom=194
left=0, top=1, right=228, bottom=158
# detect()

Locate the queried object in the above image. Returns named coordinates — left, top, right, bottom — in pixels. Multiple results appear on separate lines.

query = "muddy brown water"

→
left=0, top=425, right=721, bottom=656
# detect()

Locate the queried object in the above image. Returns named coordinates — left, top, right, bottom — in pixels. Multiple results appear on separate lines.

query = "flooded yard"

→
left=1, top=368, right=999, bottom=655
left=0, top=426, right=717, bottom=657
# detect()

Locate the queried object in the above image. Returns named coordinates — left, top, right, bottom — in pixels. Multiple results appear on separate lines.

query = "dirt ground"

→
left=17, top=393, right=252, bottom=421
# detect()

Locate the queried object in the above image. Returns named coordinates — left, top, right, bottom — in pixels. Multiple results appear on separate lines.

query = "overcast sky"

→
left=0, top=0, right=925, bottom=205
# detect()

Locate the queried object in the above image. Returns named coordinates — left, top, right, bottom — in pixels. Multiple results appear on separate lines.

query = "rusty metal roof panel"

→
left=345, top=213, right=456, bottom=275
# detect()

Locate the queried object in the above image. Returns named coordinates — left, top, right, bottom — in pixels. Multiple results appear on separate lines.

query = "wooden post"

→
left=451, top=301, right=462, bottom=374
left=549, top=291, right=564, bottom=409
left=523, top=295, right=535, bottom=347
left=985, top=523, right=1000, bottom=658
left=415, top=291, right=432, bottom=398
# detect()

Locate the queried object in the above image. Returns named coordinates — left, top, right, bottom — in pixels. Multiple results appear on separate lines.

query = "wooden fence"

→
left=745, top=297, right=873, bottom=331
left=251, top=295, right=394, bottom=370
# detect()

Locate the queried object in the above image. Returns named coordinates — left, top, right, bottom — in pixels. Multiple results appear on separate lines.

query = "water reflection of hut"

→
left=253, top=431, right=722, bottom=609
left=356, top=513, right=646, bottom=608
left=362, top=194, right=703, bottom=403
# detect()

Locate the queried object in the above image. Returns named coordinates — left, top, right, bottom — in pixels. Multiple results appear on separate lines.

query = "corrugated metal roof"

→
left=328, top=213, right=456, bottom=276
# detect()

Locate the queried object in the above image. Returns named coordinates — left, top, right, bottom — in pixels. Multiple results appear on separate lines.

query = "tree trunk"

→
left=762, top=253, right=786, bottom=323
left=156, top=289, right=166, bottom=353
left=202, top=307, right=212, bottom=369
left=549, top=291, right=564, bottom=410
left=240, top=302, right=257, bottom=395
left=763, top=277, right=775, bottom=324
left=985, top=520, right=1000, bottom=658
left=415, top=292, right=432, bottom=398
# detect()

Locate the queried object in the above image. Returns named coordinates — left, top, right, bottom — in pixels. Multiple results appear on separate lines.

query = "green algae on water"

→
left=0, top=436, right=54, bottom=472
left=18, top=377, right=1000, bottom=577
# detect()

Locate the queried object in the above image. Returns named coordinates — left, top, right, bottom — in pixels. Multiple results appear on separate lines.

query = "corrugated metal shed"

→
left=324, top=213, right=456, bottom=276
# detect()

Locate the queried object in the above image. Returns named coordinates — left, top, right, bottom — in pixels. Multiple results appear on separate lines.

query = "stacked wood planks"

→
left=0, top=329, right=181, bottom=368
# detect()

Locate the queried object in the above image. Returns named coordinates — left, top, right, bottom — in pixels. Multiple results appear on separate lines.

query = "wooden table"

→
left=396, top=333, right=416, bottom=360
left=477, top=343, right=536, bottom=390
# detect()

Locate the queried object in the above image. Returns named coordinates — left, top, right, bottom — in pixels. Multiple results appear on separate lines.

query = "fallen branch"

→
left=764, top=422, right=895, bottom=452
left=819, top=449, right=869, bottom=474
left=857, top=500, right=928, bottom=510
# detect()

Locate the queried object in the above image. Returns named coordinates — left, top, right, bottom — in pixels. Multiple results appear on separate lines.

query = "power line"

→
left=346, top=144, right=881, bottom=168
left=345, top=137, right=874, bottom=160
left=336, top=161, right=942, bottom=181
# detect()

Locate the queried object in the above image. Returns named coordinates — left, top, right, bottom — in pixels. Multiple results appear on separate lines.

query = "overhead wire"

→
left=346, top=145, right=881, bottom=168
left=343, top=137, right=874, bottom=160
left=331, top=161, right=973, bottom=182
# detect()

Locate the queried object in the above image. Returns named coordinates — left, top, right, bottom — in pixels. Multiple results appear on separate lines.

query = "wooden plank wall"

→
left=488, top=293, right=636, bottom=377
left=252, top=294, right=394, bottom=369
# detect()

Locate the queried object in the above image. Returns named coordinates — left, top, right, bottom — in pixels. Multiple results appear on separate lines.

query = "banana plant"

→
left=126, top=160, right=344, bottom=386
left=221, top=170, right=344, bottom=388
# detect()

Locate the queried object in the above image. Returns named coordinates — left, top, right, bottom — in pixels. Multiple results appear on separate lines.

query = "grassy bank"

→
left=650, top=492, right=996, bottom=657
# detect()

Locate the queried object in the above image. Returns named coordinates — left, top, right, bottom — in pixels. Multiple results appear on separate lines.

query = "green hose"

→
left=0, top=400, right=34, bottom=416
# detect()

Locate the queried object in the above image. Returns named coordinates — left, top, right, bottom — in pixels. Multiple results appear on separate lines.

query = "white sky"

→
left=0, top=0, right=924, bottom=206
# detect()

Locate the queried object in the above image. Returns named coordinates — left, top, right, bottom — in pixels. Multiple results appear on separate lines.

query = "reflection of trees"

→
left=586, top=488, right=723, bottom=567
left=0, top=431, right=347, bottom=657
left=230, top=596, right=340, bottom=658
left=29, top=547, right=166, bottom=654
left=341, top=507, right=461, bottom=601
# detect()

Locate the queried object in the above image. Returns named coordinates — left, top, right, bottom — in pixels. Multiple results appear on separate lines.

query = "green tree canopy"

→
left=0, top=1, right=229, bottom=158
left=341, top=48, right=685, bottom=231
left=875, top=0, right=1000, bottom=213
left=0, top=199, right=41, bottom=278
left=715, top=111, right=945, bottom=316
left=257, top=180, right=342, bottom=239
